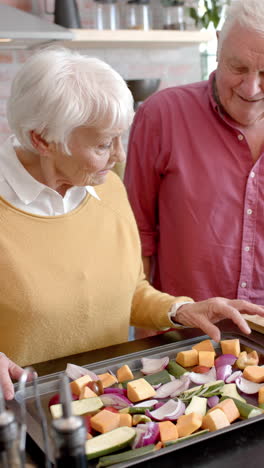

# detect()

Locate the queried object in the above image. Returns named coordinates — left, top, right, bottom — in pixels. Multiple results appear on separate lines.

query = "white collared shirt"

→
left=0, top=136, right=100, bottom=216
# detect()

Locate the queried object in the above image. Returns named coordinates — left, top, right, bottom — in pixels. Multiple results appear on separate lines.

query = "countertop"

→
left=24, top=321, right=264, bottom=467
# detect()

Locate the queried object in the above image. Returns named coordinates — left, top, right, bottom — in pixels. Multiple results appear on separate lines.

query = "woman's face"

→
left=216, top=24, right=264, bottom=127
left=51, top=125, right=126, bottom=187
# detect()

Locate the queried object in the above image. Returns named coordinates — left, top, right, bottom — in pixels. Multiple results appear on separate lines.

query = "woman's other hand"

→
left=176, top=298, right=264, bottom=342
left=0, top=353, right=24, bottom=400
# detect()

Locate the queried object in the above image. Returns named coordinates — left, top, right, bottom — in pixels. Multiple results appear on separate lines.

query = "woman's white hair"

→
left=217, top=0, right=264, bottom=58
left=7, top=48, right=134, bottom=153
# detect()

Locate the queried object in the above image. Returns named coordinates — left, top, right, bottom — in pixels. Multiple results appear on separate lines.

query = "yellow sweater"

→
left=0, top=172, right=192, bottom=366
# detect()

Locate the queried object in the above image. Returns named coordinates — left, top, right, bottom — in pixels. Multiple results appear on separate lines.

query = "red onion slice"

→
left=155, top=374, right=191, bottom=399
left=133, top=399, right=158, bottom=408
left=189, top=367, right=217, bottom=385
left=235, top=376, right=264, bottom=395
left=104, top=388, right=127, bottom=396
left=132, top=427, right=146, bottom=449
left=141, top=357, right=170, bottom=375
left=207, top=395, right=220, bottom=408
left=214, top=354, right=237, bottom=368
left=146, top=398, right=185, bottom=421
left=216, top=364, right=232, bottom=382
left=100, top=393, right=133, bottom=409
left=137, top=422, right=160, bottom=448
left=225, top=370, right=242, bottom=384
left=65, top=363, right=99, bottom=381
left=170, top=375, right=191, bottom=398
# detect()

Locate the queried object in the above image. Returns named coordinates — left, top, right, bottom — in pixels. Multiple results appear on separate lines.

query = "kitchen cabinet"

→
left=62, top=28, right=215, bottom=48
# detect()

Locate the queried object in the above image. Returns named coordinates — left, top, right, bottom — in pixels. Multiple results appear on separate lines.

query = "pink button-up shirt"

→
left=124, top=72, right=264, bottom=304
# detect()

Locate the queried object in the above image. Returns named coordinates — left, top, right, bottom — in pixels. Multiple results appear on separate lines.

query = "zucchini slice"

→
left=86, top=426, right=136, bottom=460
left=96, top=444, right=156, bottom=467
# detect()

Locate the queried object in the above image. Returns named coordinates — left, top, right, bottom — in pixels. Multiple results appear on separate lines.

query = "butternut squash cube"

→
left=127, top=378, right=156, bottom=403
left=243, top=366, right=264, bottom=383
left=79, top=386, right=97, bottom=400
left=158, top=421, right=178, bottom=443
left=176, top=412, right=203, bottom=437
left=98, top=372, right=118, bottom=388
left=117, top=365, right=134, bottom=383
left=90, top=409, right=120, bottom=433
left=198, top=351, right=215, bottom=368
left=220, top=339, right=240, bottom=358
left=192, top=339, right=215, bottom=355
left=119, top=413, right=132, bottom=428
left=70, top=375, right=93, bottom=396
left=202, top=408, right=230, bottom=431
left=207, top=398, right=240, bottom=423
left=258, top=386, right=264, bottom=405
left=176, top=349, right=198, bottom=368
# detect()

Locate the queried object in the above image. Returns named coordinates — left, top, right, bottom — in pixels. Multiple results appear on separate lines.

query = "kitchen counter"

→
left=24, top=321, right=264, bottom=467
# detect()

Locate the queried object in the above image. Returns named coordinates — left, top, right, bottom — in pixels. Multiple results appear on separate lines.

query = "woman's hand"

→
left=176, top=298, right=264, bottom=342
left=0, top=353, right=25, bottom=400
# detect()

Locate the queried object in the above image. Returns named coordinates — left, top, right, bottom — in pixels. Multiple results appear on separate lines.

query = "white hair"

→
left=7, top=48, right=134, bottom=154
left=217, top=0, right=264, bottom=58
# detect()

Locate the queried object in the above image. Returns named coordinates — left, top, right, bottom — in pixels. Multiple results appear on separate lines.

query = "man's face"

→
left=215, top=24, right=264, bottom=127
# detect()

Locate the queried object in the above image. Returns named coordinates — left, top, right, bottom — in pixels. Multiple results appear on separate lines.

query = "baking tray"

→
left=9, top=332, right=264, bottom=466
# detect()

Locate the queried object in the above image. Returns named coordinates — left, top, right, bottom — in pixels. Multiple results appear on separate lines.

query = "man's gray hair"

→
left=217, top=0, right=264, bottom=58
left=7, top=48, right=134, bottom=154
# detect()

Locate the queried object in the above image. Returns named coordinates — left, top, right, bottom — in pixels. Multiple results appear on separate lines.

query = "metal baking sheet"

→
left=9, top=332, right=264, bottom=466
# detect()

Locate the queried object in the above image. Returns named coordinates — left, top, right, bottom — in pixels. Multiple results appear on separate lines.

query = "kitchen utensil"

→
left=125, top=78, right=161, bottom=109
left=45, top=0, right=81, bottom=28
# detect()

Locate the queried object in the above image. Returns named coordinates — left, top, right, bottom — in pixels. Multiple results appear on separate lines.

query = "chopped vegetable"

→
left=220, top=396, right=263, bottom=419
left=166, top=360, right=187, bottom=378
left=202, top=408, right=230, bottom=431
left=185, top=396, right=207, bottom=417
left=155, top=375, right=191, bottom=399
left=189, top=367, right=216, bottom=385
left=176, top=349, right=198, bottom=368
left=220, top=383, right=246, bottom=403
left=236, top=351, right=259, bottom=370
left=86, top=426, right=136, bottom=460
left=235, top=376, right=264, bottom=395
left=216, top=364, right=232, bottom=382
left=214, top=354, right=237, bottom=368
left=146, top=399, right=185, bottom=421
left=164, top=429, right=209, bottom=446
left=176, top=412, right=203, bottom=437
left=141, top=357, right=169, bottom=375
left=96, top=444, right=156, bottom=467
left=220, top=339, right=240, bottom=358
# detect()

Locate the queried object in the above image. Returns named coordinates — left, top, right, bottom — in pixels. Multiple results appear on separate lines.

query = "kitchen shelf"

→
left=64, top=29, right=215, bottom=48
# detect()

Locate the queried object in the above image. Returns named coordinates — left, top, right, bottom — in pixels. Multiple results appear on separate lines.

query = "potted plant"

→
left=189, top=0, right=229, bottom=30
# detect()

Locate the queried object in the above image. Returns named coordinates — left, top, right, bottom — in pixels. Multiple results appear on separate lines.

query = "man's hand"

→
left=0, top=353, right=25, bottom=400
left=176, top=297, right=264, bottom=342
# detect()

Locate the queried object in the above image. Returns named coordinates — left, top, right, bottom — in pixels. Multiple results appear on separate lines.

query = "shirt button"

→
left=244, top=246, right=250, bottom=252
left=247, top=209, right=253, bottom=215
left=241, top=282, right=247, bottom=288
left=238, top=134, right=244, bottom=141
left=250, top=172, right=255, bottom=178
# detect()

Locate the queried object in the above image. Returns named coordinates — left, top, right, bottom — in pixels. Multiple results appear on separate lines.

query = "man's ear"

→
left=30, top=130, right=52, bottom=156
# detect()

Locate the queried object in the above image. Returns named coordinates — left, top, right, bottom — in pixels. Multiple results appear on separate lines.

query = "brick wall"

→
left=0, top=0, right=205, bottom=144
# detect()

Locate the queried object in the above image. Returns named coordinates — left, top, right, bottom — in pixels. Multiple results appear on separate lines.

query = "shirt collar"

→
left=0, top=136, right=100, bottom=204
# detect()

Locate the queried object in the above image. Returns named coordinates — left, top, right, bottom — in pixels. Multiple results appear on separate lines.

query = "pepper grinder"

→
left=51, top=374, right=87, bottom=468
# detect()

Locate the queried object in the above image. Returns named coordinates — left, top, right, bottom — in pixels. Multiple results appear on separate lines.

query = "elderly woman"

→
left=0, top=48, right=263, bottom=401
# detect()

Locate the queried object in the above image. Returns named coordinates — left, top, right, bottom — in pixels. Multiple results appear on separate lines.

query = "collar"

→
left=0, top=136, right=100, bottom=204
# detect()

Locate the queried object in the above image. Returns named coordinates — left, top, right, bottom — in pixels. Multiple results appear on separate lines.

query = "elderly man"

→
left=124, top=0, right=264, bottom=337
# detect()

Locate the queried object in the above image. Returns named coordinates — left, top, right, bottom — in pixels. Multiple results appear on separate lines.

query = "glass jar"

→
left=162, top=1, right=186, bottom=30
left=94, top=0, right=120, bottom=30
left=125, top=0, right=152, bottom=30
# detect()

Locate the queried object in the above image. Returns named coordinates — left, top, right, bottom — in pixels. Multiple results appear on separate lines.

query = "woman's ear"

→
left=30, top=130, right=52, bottom=156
